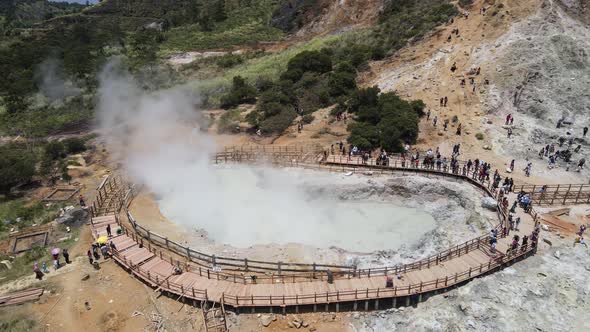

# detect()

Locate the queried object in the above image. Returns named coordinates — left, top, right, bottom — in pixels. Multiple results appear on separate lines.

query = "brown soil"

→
left=360, top=0, right=551, bottom=185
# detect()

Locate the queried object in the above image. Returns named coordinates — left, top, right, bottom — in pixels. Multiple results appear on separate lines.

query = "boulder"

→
left=56, top=207, right=88, bottom=226
left=481, top=197, right=498, bottom=210
left=259, top=314, right=274, bottom=327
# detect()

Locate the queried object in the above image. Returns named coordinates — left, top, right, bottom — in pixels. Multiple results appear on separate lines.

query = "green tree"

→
left=127, top=29, right=161, bottom=70
left=220, top=76, right=257, bottom=109
left=0, top=144, right=36, bottom=195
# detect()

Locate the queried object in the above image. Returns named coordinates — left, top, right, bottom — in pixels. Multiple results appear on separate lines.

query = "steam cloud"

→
left=35, top=58, right=81, bottom=101
left=96, top=60, right=435, bottom=252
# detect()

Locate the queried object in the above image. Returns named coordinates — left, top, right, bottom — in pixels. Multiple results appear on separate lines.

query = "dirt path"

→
left=360, top=0, right=565, bottom=185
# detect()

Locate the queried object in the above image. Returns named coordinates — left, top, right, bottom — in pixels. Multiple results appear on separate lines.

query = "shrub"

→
left=220, top=76, right=257, bottom=109
left=62, top=137, right=87, bottom=154
left=347, top=122, right=380, bottom=150
left=215, top=54, right=244, bottom=68
left=459, top=0, right=474, bottom=8
left=218, top=109, right=242, bottom=133
left=284, top=50, right=333, bottom=81
left=475, top=133, right=484, bottom=140
left=259, top=109, right=297, bottom=134
left=346, top=88, right=420, bottom=151
left=302, top=114, right=315, bottom=124
left=44, top=141, right=66, bottom=160
left=328, top=70, right=357, bottom=97
left=410, top=100, right=426, bottom=117
left=0, top=144, right=36, bottom=194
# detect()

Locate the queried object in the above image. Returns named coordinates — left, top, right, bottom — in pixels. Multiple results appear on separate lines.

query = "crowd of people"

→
left=33, top=248, right=71, bottom=280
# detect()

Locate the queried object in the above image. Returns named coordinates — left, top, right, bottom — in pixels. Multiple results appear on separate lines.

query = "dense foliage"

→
left=0, top=143, right=36, bottom=194
left=347, top=87, right=425, bottom=152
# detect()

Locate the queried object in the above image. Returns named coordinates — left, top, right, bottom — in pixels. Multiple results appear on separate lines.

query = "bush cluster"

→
left=347, top=87, right=425, bottom=152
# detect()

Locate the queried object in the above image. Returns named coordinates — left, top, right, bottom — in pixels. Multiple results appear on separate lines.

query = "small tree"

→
left=0, top=144, right=36, bottom=195
left=220, top=76, right=257, bottom=109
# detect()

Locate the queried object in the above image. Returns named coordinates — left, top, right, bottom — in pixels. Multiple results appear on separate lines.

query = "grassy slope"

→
left=193, top=31, right=361, bottom=105
left=161, top=0, right=284, bottom=52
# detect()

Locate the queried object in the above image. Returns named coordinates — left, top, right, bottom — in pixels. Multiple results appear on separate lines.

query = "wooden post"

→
left=563, top=184, right=571, bottom=204
left=551, top=184, right=560, bottom=204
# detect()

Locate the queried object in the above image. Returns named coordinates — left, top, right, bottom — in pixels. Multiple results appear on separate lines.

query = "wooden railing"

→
left=514, top=183, right=590, bottom=205
left=116, top=148, right=513, bottom=284
left=87, top=145, right=541, bottom=308
left=219, top=244, right=535, bottom=307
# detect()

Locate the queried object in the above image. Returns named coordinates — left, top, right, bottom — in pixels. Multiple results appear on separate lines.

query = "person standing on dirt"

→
left=433, top=116, right=438, bottom=127
left=52, top=252, right=60, bottom=267
left=426, top=109, right=431, bottom=120
left=100, top=244, right=108, bottom=259
left=79, top=195, right=86, bottom=208
left=92, top=245, right=100, bottom=261
left=578, top=158, right=586, bottom=171
left=106, top=224, right=112, bottom=237
left=583, top=126, right=588, bottom=137
left=444, top=96, right=448, bottom=107
left=451, top=62, right=457, bottom=73
left=63, top=248, right=70, bottom=264
left=456, top=123, right=462, bottom=135
left=34, top=263, right=44, bottom=280
left=87, top=249, right=94, bottom=265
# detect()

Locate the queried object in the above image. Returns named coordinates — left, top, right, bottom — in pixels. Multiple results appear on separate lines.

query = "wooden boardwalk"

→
left=89, top=149, right=541, bottom=312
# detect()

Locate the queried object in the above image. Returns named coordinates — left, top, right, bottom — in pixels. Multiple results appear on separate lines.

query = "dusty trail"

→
left=361, top=0, right=564, bottom=185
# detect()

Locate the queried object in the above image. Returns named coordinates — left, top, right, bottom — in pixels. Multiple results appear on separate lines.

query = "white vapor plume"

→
left=35, top=58, right=81, bottom=100
left=96, top=60, right=436, bottom=252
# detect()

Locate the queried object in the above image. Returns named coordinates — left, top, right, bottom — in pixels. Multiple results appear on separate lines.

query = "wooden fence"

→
left=513, top=183, right=590, bottom=205
left=114, top=149, right=513, bottom=284
left=86, top=146, right=543, bottom=310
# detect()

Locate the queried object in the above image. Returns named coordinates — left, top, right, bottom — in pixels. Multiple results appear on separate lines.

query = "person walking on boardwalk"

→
left=106, top=224, right=112, bottom=237
left=510, top=200, right=518, bottom=213
left=109, top=241, right=117, bottom=254
left=521, top=235, right=528, bottom=251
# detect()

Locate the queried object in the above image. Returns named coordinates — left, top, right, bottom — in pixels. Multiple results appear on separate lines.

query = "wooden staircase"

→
left=201, top=300, right=228, bottom=332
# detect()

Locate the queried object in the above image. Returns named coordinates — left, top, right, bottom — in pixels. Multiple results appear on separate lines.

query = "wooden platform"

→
left=87, top=150, right=541, bottom=310
left=0, top=288, right=44, bottom=307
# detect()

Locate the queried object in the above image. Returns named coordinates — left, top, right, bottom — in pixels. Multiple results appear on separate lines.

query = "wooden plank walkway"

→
left=0, top=288, right=44, bottom=307
left=88, top=151, right=541, bottom=310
